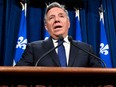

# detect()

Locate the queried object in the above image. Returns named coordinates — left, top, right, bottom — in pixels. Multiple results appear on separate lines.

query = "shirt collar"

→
left=64, top=35, right=70, bottom=44
left=52, top=35, right=70, bottom=44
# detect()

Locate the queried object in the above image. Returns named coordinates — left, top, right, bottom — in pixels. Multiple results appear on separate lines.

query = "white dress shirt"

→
left=52, top=36, right=70, bottom=65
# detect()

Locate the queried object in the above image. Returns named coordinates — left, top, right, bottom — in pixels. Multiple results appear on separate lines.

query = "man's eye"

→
left=49, top=17, right=54, bottom=20
left=60, top=15, right=64, bottom=18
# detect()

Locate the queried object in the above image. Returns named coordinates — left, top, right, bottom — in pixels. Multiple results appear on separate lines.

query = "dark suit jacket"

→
left=16, top=37, right=102, bottom=67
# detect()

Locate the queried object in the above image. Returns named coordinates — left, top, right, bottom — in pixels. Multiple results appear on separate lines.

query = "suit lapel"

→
left=68, top=43, right=78, bottom=67
left=42, top=37, right=60, bottom=66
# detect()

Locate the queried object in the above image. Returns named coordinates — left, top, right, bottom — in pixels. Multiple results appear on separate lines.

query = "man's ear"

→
left=68, top=19, right=70, bottom=29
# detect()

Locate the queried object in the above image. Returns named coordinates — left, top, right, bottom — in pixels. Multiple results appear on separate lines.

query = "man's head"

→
left=44, top=2, right=70, bottom=39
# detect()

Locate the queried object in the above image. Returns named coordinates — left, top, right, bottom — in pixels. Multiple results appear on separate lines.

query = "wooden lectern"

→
left=0, top=66, right=115, bottom=86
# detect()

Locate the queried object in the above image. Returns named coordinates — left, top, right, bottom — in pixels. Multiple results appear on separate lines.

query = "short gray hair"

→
left=44, top=2, right=69, bottom=24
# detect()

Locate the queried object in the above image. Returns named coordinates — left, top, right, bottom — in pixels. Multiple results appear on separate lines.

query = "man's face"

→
left=45, top=7, right=70, bottom=39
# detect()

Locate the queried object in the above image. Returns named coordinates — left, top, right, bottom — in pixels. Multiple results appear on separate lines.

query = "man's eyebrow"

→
left=59, top=13, right=64, bottom=15
left=49, top=14, right=54, bottom=16
left=58, top=12, right=66, bottom=15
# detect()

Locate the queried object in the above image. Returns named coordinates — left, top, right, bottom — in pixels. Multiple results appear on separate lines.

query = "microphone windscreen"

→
left=58, top=35, right=64, bottom=41
left=68, top=36, right=73, bottom=42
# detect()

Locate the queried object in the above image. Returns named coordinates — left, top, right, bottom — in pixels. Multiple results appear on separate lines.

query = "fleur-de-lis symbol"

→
left=100, top=43, right=109, bottom=55
left=44, top=37, right=49, bottom=40
left=16, top=36, right=27, bottom=50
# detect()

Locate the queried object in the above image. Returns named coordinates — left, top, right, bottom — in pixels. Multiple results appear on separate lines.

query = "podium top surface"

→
left=0, top=66, right=116, bottom=74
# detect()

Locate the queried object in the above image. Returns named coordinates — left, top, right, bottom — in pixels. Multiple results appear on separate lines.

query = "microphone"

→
left=35, top=35, right=64, bottom=66
left=68, top=36, right=106, bottom=68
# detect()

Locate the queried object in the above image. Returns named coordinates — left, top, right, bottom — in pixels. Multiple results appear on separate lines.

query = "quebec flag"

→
left=44, top=29, right=49, bottom=40
left=13, top=3, right=27, bottom=65
left=75, top=9, right=82, bottom=41
left=99, top=12, right=112, bottom=68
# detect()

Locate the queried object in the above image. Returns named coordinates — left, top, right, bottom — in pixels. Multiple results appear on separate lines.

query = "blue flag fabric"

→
left=75, top=9, right=82, bottom=41
left=44, top=29, right=49, bottom=40
left=99, top=12, right=112, bottom=68
left=13, top=6, right=27, bottom=65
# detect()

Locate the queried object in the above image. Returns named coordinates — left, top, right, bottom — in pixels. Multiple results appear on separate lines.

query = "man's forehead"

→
left=47, top=7, right=65, bottom=15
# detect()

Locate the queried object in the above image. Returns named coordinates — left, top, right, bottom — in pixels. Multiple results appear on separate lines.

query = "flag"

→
left=75, top=9, right=82, bottom=41
left=44, top=29, right=49, bottom=40
left=13, top=3, right=27, bottom=65
left=43, top=7, right=49, bottom=40
left=99, top=12, right=112, bottom=68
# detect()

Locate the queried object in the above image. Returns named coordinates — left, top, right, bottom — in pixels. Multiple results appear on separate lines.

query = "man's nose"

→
left=54, top=16, right=60, bottom=23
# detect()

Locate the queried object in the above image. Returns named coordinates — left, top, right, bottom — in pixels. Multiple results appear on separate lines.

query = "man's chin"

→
left=52, top=34, right=63, bottom=40
left=55, top=34, right=63, bottom=37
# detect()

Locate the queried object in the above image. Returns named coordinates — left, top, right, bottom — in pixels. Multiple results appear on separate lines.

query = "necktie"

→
left=58, top=40, right=67, bottom=67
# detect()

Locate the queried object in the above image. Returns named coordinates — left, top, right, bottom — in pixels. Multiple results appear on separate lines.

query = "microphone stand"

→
left=35, top=38, right=64, bottom=66
left=68, top=36, right=106, bottom=68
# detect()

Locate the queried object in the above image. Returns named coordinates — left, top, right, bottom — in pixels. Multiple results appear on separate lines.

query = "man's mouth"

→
left=54, top=25, right=62, bottom=29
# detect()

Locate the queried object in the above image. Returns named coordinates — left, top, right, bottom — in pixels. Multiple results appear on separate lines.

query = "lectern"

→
left=0, top=67, right=115, bottom=86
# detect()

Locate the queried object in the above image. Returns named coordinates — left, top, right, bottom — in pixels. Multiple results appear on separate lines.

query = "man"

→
left=16, top=2, right=102, bottom=67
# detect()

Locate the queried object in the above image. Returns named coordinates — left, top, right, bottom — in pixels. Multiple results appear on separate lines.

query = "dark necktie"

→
left=58, top=40, right=67, bottom=67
